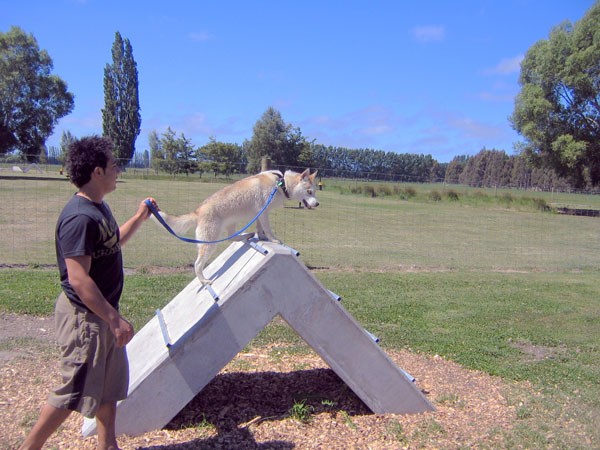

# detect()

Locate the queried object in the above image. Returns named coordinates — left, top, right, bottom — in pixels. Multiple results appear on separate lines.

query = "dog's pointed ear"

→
left=309, top=170, right=318, bottom=182
left=300, top=168, right=310, bottom=179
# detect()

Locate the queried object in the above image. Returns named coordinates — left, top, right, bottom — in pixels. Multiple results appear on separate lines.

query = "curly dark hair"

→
left=65, top=136, right=114, bottom=188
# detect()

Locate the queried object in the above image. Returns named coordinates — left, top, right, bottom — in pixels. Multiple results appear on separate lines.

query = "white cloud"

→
left=299, top=105, right=409, bottom=150
left=411, top=25, right=445, bottom=43
left=188, top=31, right=212, bottom=42
left=484, top=55, right=524, bottom=75
left=178, top=112, right=213, bottom=135
left=163, top=111, right=248, bottom=143
left=362, top=124, right=393, bottom=136
left=446, top=115, right=504, bottom=140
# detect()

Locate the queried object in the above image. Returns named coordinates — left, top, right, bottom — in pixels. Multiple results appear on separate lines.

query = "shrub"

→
left=472, top=190, right=488, bottom=200
left=377, top=185, right=393, bottom=196
left=404, top=187, right=417, bottom=197
left=428, top=190, right=442, bottom=201
left=445, top=190, right=459, bottom=201
left=363, top=185, right=377, bottom=197
left=398, top=186, right=417, bottom=200
left=532, top=197, right=550, bottom=211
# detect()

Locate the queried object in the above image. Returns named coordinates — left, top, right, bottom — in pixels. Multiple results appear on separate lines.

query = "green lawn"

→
left=1, top=174, right=598, bottom=272
left=1, top=268, right=598, bottom=447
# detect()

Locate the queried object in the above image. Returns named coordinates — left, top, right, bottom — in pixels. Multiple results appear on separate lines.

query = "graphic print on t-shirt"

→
left=93, top=217, right=120, bottom=259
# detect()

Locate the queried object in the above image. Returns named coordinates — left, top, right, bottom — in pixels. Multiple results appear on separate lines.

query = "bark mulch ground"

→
left=1, top=313, right=531, bottom=449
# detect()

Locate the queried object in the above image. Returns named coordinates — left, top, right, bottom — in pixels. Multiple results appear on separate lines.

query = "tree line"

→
left=137, top=113, right=576, bottom=192
left=444, top=150, right=572, bottom=190
left=46, top=108, right=587, bottom=191
left=139, top=107, right=442, bottom=183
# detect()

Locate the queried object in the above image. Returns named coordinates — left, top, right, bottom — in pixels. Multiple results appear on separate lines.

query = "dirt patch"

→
left=1, top=313, right=535, bottom=449
left=510, top=340, right=568, bottom=362
left=0, top=313, right=55, bottom=368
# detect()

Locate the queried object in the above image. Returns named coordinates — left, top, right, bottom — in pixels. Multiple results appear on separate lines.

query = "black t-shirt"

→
left=55, top=194, right=124, bottom=312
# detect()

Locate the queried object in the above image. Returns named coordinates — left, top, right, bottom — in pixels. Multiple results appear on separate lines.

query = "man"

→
left=20, top=136, right=158, bottom=450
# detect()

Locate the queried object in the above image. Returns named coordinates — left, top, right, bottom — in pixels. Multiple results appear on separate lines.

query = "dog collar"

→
left=275, top=173, right=290, bottom=198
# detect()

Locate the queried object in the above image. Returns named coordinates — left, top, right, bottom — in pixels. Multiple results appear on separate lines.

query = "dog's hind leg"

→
left=193, top=222, right=221, bottom=285
left=194, top=243, right=215, bottom=285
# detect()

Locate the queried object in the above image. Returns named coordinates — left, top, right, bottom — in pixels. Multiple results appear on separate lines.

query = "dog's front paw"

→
left=262, top=236, right=282, bottom=244
left=231, top=232, right=254, bottom=241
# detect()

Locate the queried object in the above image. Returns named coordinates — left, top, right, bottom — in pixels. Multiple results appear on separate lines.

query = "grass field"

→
left=1, top=171, right=599, bottom=271
left=1, top=170, right=599, bottom=447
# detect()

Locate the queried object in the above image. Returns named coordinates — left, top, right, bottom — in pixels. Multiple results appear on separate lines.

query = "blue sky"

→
left=1, top=0, right=594, bottom=163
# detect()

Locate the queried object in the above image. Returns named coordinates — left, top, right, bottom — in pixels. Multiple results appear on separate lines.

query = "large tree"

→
left=458, top=149, right=510, bottom=188
left=102, top=32, right=141, bottom=167
left=150, top=127, right=197, bottom=175
left=148, top=129, right=163, bottom=174
left=445, top=155, right=468, bottom=184
left=245, top=107, right=307, bottom=173
left=0, top=26, right=74, bottom=161
left=511, top=2, right=600, bottom=188
left=58, top=130, right=76, bottom=165
left=198, top=137, right=246, bottom=176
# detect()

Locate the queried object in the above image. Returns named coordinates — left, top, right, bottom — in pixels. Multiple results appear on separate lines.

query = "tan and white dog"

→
left=155, top=169, right=319, bottom=284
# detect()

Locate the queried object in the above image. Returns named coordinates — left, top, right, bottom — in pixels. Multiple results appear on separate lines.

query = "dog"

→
left=154, top=169, right=319, bottom=284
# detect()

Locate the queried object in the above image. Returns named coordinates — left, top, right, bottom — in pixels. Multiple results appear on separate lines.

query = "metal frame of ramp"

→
left=83, top=240, right=434, bottom=437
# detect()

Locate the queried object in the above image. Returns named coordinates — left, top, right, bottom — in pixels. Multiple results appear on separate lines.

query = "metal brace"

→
left=246, top=240, right=269, bottom=255
left=155, top=309, right=172, bottom=348
left=284, top=244, right=300, bottom=256
left=364, top=328, right=380, bottom=343
left=400, top=368, right=416, bottom=383
left=204, top=284, right=220, bottom=302
left=327, top=289, right=342, bottom=302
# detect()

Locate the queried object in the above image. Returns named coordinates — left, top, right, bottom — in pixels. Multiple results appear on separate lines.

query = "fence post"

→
left=261, top=156, right=270, bottom=172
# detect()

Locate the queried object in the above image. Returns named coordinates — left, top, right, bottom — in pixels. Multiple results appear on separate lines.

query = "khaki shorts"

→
left=47, top=293, right=129, bottom=418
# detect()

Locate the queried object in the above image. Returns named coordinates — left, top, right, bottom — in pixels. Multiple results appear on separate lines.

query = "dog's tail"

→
left=152, top=211, right=198, bottom=235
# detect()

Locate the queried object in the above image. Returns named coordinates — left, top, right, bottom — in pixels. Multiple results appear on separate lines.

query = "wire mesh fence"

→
left=1, top=163, right=599, bottom=274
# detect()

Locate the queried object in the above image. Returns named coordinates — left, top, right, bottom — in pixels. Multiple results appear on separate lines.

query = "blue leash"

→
left=145, top=183, right=280, bottom=245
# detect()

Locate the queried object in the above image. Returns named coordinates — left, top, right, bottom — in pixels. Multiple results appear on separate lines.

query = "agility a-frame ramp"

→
left=83, top=240, right=434, bottom=437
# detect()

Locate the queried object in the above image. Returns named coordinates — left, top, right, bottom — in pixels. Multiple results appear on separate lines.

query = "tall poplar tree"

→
left=102, top=32, right=141, bottom=166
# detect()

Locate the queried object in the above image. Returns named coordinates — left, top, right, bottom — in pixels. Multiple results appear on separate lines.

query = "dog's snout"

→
left=314, top=201, right=319, bottom=207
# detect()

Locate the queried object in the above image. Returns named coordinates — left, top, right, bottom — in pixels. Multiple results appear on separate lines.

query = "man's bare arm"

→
left=65, top=255, right=134, bottom=347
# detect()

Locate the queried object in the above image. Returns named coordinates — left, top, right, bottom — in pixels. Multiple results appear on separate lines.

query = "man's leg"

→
left=19, top=403, right=72, bottom=450
left=95, top=401, right=119, bottom=450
